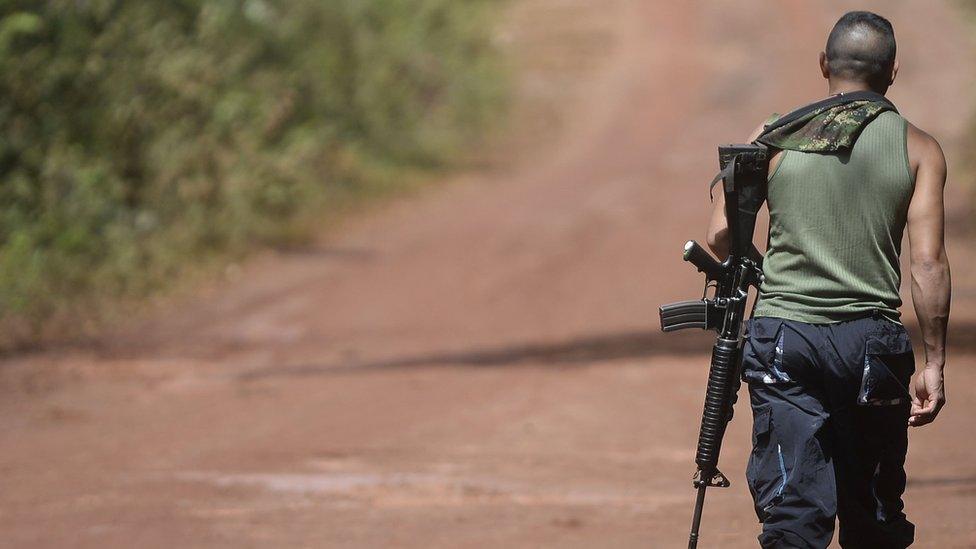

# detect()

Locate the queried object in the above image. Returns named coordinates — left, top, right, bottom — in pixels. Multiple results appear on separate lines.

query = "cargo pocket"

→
left=746, top=407, right=784, bottom=521
left=742, top=321, right=792, bottom=385
left=858, top=327, right=915, bottom=406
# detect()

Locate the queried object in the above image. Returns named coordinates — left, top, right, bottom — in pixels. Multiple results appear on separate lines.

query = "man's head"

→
left=820, top=11, right=898, bottom=94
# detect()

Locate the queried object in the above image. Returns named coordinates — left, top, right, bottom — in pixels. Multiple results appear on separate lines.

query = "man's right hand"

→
left=909, top=365, right=946, bottom=427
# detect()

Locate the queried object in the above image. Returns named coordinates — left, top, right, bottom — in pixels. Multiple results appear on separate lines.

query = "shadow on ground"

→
left=907, top=476, right=976, bottom=488
left=239, top=329, right=711, bottom=380
left=239, top=322, right=976, bottom=381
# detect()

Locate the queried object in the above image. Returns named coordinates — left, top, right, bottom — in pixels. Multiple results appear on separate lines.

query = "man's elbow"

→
left=910, top=254, right=950, bottom=282
left=706, top=227, right=729, bottom=259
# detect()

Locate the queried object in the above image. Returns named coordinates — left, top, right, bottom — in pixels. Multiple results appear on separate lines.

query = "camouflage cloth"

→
left=756, top=100, right=895, bottom=152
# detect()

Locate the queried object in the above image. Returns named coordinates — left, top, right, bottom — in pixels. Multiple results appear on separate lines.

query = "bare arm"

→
left=905, top=124, right=950, bottom=427
left=705, top=185, right=732, bottom=260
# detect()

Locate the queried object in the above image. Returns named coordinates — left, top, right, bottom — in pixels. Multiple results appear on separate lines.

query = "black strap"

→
left=708, top=158, right=737, bottom=201
left=757, top=90, right=896, bottom=139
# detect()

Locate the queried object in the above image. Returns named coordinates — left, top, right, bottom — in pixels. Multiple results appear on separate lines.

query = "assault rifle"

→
left=659, top=144, right=768, bottom=549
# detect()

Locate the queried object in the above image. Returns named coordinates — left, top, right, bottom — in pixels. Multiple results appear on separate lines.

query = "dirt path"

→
left=2, top=1, right=975, bottom=548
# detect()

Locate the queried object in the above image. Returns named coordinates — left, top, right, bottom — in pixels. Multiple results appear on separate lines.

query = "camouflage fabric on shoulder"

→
left=756, top=100, right=895, bottom=152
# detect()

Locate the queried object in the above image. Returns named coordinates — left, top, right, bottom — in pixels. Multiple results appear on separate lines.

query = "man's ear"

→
left=819, top=51, right=830, bottom=79
left=889, top=59, right=900, bottom=86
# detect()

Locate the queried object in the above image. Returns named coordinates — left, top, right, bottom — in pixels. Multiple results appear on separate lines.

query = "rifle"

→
left=659, top=144, right=768, bottom=549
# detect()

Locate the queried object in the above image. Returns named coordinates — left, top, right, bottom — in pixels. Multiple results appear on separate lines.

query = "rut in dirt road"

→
left=1, top=1, right=975, bottom=548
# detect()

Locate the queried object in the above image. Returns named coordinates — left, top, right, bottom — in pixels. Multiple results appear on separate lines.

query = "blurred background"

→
left=0, top=0, right=505, bottom=347
left=0, top=1, right=973, bottom=547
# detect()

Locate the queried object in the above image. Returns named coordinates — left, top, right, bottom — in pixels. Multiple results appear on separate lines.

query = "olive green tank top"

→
left=753, top=110, right=915, bottom=323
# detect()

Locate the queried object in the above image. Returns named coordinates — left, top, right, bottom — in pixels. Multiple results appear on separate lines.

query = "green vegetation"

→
left=0, top=0, right=507, bottom=347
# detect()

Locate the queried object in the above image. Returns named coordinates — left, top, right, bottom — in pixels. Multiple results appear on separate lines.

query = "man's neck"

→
left=827, top=80, right=881, bottom=96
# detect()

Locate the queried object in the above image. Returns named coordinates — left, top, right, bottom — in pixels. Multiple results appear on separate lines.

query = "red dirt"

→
left=1, top=1, right=975, bottom=548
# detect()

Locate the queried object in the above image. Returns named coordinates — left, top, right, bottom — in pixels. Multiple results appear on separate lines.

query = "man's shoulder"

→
left=905, top=120, right=941, bottom=149
left=904, top=120, right=946, bottom=174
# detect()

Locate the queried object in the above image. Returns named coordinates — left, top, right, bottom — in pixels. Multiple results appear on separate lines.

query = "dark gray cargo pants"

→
left=742, top=315, right=916, bottom=548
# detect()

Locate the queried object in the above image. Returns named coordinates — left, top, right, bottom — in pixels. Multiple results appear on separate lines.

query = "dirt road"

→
left=2, top=1, right=975, bottom=547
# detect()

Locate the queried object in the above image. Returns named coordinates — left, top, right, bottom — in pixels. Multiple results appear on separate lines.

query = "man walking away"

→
left=705, top=11, right=950, bottom=549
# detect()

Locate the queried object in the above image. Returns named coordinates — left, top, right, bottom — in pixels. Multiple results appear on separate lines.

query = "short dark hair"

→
left=825, top=11, right=896, bottom=86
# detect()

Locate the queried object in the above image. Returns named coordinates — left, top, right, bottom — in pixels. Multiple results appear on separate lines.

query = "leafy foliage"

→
left=0, top=0, right=506, bottom=345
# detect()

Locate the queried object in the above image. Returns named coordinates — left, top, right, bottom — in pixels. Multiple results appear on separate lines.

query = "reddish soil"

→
left=2, top=1, right=975, bottom=548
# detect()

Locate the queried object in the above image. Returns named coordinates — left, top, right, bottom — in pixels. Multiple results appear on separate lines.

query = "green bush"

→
left=0, top=0, right=506, bottom=346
